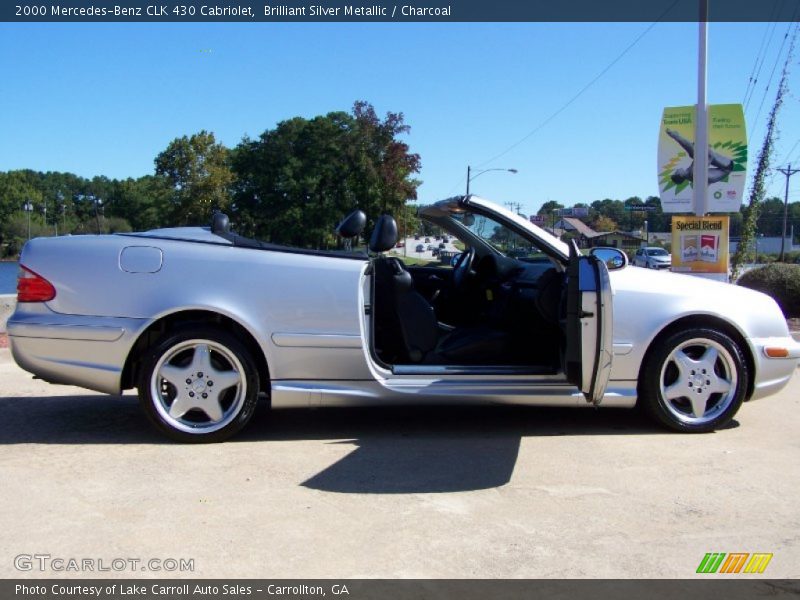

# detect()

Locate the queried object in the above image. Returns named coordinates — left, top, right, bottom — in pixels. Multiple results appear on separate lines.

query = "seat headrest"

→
left=369, top=214, right=398, bottom=253
left=336, top=210, right=367, bottom=239
left=211, top=212, right=230, bottom=235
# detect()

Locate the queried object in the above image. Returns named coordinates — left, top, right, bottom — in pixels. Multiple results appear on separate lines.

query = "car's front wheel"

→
left=137, top=326, right=259, bottom=442
left=639, top=328, right=749, bottom=432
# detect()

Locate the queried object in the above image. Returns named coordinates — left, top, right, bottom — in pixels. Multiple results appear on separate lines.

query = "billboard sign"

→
left=658, top=104, right=747, bottom=214
left=671, top=215, right=730, bottom=281
left=530, top=215, right=545, bottom=225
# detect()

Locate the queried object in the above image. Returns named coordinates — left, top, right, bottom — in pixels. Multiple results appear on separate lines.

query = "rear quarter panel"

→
left=17, top=234, right=371, bottom=382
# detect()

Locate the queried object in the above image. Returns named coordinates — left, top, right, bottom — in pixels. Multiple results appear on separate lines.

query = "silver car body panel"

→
left=8, top=196, right=800, bottom=408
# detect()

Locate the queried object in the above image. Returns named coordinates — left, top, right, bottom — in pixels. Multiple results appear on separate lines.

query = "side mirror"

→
left=462, top=213, right=475, bottom=227
left=590, top=247, right=628, bottom=270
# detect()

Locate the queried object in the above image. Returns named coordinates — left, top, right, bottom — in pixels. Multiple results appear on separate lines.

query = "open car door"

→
left=564, top=241, right=614, bottom=404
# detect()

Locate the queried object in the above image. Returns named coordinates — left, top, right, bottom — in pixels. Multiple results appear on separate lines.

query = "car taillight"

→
left=17, top=265, right=56, bottom=302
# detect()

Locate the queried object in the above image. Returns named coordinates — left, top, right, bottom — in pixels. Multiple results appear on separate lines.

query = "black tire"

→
left=137, top=325, right=260, bottom=443
left=639, top=328, right=748, bottom=433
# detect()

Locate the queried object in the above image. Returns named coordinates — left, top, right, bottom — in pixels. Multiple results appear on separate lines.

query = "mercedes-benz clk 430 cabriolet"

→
left=9, top=196, right=800, bottom=442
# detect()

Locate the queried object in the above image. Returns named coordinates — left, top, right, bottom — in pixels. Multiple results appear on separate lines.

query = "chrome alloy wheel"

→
left=150, top=339, right=247, bottom=434
left=658, top=337, right=737, bottom=425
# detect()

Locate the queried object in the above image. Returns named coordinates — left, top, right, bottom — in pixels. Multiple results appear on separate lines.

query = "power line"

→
left=474, top=4, right=680, bottom=170
left=443, top=0, right=680, bottom=198
left=748, top=21, right=798, bottom=145
left=743, top=17, right=781, bottom=112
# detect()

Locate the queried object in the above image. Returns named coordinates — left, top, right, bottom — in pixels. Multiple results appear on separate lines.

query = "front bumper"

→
left=8, top=310, right=149, bottom=394
left=749, top=335, right=800, bottom=400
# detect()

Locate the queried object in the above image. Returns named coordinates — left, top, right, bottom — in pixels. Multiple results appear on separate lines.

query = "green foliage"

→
left=737, top=263, right=800, bottom=317
left=231, top=101, right=421, bottom=249
left=731, top=28, right=795, bottom=280
left=155, top=131, right=234, bottom=225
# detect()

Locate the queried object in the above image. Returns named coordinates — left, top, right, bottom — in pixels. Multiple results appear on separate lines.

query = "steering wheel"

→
left=452, top=247, right=476, bottom=291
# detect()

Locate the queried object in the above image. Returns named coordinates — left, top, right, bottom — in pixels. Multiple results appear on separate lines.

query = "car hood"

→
left=610, top=266, right=789, bottom=337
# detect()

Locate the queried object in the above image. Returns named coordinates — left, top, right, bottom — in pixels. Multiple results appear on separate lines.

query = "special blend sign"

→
left=671, top=215, right=730, bottom=280
left=658, top=104, right=747, bottom=214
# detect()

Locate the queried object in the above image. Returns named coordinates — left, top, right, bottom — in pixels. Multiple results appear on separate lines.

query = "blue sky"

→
left=1, top=21, right=798, bottom=215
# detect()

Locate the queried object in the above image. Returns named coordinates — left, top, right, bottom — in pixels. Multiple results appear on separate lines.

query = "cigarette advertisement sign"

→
left=658, top=104, right=747, bottom=214
left=671, top=215, right=730, bottom=280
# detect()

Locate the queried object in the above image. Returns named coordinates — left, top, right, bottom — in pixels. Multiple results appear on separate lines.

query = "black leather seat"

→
left=370, top=215, right=515, bottom=365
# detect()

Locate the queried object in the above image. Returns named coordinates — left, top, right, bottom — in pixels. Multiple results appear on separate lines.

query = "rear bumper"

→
left=7, top=311, right=149, bottom=394
left=750, top=335, right=800, bottom=401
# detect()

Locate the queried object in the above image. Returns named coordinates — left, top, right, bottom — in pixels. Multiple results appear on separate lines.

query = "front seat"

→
left=370, top=215, right=438, bottom=363
left=370, top=215, right=515, bottom=365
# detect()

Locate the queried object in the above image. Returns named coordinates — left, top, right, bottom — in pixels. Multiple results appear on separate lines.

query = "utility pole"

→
left=778, top=164, right=799, bottom=261
left=694, top=0, right=709, bottom=217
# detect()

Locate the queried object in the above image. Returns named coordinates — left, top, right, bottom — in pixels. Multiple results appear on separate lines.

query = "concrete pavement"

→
left=1, top=347, right=798, bottom=579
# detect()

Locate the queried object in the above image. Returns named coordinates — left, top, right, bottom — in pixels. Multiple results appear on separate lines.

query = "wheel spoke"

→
left=664, top=380, right=690, bottom=401
left=671, top=349, right=696, bottom=374
left=698, top=346, right=719, bottom=371
left=196, top=395, right=224, bottom=422
left=190, top=344, right=213, bottom=375
left=208, top=368, right=241, bottom=392
left=709, top=377, right=732, bottom=395
left=689, top=393, right=708, bottom=418
left=159, top=364, right=190, bottom=388
left=168, top=394, right=195, bottom=419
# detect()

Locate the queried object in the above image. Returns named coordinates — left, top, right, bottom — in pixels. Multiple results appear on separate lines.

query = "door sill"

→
left=390, top=364, right=559, bottom=376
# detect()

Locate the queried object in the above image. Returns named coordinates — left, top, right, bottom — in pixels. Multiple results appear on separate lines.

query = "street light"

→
left=56, top=191, right=64, bottom=236
left=466, top=166, right=518, bottom=195
left=92, top=196, right=104, bottom=234
left=23, top=201, right=33, bottom=240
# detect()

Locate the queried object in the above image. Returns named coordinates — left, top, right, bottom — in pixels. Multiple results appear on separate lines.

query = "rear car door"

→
left=564, top=242, right=614, bottom=404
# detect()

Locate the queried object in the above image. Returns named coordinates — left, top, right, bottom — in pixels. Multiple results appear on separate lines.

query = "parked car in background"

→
left=634, top=247, right=672, bottom=270
left=415, top=243, right=425, bottom=252
left=8, top=195, right=799, bottom=442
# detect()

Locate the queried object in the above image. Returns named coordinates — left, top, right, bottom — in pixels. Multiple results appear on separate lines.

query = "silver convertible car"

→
left=8, top=196, right=800, bottom=442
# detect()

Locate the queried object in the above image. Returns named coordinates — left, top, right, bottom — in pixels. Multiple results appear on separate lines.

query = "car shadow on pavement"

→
left=0, top=395, right=737, bottom=494
left=247, top=405, right=670, bottom=494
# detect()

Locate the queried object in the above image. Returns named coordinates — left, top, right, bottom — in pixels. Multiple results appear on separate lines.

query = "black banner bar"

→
left=2, top=580, right=800, bottom=600
left=4, top=0, right=800, bottom=23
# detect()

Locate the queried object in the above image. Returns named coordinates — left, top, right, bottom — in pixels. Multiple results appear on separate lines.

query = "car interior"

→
left=338, top=208, right=568, bottom=373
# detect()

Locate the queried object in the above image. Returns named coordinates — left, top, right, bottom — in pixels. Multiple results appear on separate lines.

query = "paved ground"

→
left=1, top=347, right=798, bottom=579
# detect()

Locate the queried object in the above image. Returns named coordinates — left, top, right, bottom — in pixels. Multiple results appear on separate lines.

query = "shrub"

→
left=737, top=263, right=800, bottom=317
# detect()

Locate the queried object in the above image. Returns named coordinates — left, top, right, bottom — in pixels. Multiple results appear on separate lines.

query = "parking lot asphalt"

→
left=1, top=347, right=798, bottom=579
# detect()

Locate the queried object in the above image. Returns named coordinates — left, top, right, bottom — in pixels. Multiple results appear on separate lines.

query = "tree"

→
left=231, top=102, right=421, bottom=249
left=155, top=131, right=234, bottom=225
left=732, top=26, right=795, bottom=278
left=537, top=200, right=564, bottom=216
left=592, top=215, right=618, bottom=232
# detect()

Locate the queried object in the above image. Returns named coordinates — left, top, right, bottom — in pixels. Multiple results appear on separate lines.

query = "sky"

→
left=1, top=21, right=798, bottom=216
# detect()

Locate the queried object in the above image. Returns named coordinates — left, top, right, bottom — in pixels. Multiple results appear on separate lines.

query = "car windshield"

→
left=452, top=211, right=548, bottom=261
left=647, top=248, right=669, bottom=256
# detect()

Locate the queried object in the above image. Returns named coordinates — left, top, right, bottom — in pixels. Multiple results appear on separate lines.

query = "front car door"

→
left=564, top=241, right=614, bottom=403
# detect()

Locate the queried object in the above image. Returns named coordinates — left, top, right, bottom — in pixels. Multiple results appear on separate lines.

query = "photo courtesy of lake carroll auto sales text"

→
left=1, top=1, right=800, bottom=598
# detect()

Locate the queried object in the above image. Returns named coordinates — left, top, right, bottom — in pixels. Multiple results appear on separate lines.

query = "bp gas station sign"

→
left=658, top=103, right=747, bottom=281
left=658, top=104, right=747, bottom=214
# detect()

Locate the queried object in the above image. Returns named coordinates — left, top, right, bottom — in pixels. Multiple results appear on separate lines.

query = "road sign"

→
left=624, top=205, right=657, bottom=212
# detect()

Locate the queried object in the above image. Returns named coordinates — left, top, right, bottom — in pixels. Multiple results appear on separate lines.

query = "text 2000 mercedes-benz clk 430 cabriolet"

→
left=9, top=195, right=800, bottom=442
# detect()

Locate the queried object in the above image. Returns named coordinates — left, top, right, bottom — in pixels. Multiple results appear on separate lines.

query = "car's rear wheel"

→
left=639, top=328, right=748, bottom=432
left=137, top=326, right=259, bottom=443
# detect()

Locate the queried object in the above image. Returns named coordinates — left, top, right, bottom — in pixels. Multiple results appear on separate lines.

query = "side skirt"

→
left=270, top=379, right=638, bottom=409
